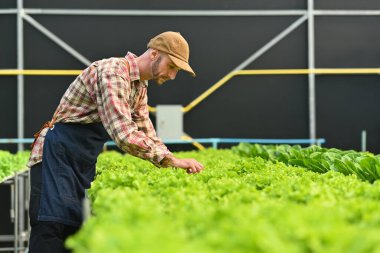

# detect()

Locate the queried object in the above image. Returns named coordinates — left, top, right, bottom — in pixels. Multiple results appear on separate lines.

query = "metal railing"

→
left=0, top=137, right=326, bottom=149
left=0, top=169, right=30, bottom=253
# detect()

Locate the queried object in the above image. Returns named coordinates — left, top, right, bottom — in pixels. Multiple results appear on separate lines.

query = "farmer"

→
left=27, top=31, right=204, bottom=252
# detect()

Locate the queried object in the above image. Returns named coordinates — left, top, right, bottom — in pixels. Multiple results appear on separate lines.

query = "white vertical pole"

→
left=18, top=176, right=25, bottom=250
left=14, top=175, right=18, bottom=253
left=308, top=0, right=316, bottom=141
left=82, top=190, right=91, bottom=223
left=361, top=130, right=367, bottom=152
left=17, top=0, right=24, bottom=151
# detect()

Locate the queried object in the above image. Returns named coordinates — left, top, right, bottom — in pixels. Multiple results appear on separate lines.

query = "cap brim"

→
left=168, top=54, right=196, bottom=77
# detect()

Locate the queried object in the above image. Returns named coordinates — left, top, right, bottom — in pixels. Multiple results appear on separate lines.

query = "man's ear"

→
left=150, top=49, right=159, bottom=60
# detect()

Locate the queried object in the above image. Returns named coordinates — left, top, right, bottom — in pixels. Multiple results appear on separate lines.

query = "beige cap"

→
left=147, top=31, right=196, bottom=77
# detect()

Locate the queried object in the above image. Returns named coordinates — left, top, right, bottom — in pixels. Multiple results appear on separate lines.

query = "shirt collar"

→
left=125, top=52, right=148, bottom=87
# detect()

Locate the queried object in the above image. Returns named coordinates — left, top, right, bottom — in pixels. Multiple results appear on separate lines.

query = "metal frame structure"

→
left=0, top=2, right=379, bottom=151
left=0, top=2, right=380, bottom=252
left=16, top=0, right=24, bottom=153
left=0, top=169, right=29, bottom=253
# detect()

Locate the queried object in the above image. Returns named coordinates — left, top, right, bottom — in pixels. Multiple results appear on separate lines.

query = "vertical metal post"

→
left=10, top=184, right=15, bottom=223
left=361, top=130, right=367, bottom=152
left=308, top=0, right=316, bottom=141
left=14, top=175, right=18, bottom=253
left=17, top=0, right=24, bottom=151
left=26, top=170, right=31, bottom=239
left=82, top=189, right=91, bottom=223
left=18, top=176, right=25, bottom=250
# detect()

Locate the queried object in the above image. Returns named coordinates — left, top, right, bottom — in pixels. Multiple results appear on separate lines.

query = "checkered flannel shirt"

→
left=28, top=52, right=172, bottom=168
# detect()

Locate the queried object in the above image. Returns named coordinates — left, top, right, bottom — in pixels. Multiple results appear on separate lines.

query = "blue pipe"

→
left=0, top=138, right=325, bottom=146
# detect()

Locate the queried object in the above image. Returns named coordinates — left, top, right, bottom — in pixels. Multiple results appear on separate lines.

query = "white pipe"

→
left=0, top=9, right=17, bottom=14
left=4, top=8, right=380, bottom=16
left=22, top=14, right=91, bottom=66
left=21, top=8, right=380, bottom=16
left=361, top=130, right=367, bottom=152
left=17, top=0, right=24, bottom=152
left=23, top=9, right=307, bottom=16
left=14, top=175, right=18, bottom=253
left=308, top=0, right=316, bottom=141
left=314, top=10, right=380, bottom=16
left=233, top=14, right=307, bottom=72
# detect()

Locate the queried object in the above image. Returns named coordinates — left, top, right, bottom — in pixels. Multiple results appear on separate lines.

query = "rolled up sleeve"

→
left=94, top=62, right=171, bottom=166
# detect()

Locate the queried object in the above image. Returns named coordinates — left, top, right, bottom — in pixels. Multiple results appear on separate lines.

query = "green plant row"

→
left=232, top=143, right=380, bottom=183
left=0, top=150, right=30, bottom=182
left=67, top=149, right=380, bottom=253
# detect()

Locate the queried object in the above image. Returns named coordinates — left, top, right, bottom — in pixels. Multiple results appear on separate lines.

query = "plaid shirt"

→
left=28, top=52, right=172, bottom=168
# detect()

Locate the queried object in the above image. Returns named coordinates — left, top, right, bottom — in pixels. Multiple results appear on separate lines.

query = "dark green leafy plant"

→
left=232, top=143, right=380, bottom=183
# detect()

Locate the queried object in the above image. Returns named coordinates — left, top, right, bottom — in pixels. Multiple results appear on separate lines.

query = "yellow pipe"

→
left=180, top=135, right=205, bottom=150
left=183, top=68, right=380, bottom=113
left=182, top=72, right=236, bottom=113
left=237, top=68, right=380, bottom=75
left=1, top=68, right=378, bottom=77
left=148, top=105, right=156, bottom=113
left=0, top=69, right=82, bottom=75
left=2, top=68, right=379, bottom=113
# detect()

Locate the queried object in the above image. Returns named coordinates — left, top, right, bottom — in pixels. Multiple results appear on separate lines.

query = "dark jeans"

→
left=29, top=163, right=80, bottom=253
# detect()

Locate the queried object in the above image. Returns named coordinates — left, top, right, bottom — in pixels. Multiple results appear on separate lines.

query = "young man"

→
left=28, top=31, right=204, bottom=252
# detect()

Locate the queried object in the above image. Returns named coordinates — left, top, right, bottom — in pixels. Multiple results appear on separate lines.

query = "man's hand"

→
left=168, top=157, right=204, bottom=174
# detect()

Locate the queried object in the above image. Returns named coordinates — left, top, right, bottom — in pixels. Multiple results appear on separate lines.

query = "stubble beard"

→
left=152, top=56, right=166, bottom=85
left=152, top=55, right=163, bottom=84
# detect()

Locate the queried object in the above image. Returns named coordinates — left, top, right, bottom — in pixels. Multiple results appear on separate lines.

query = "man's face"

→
left=151, top=52, right=180, bottom=85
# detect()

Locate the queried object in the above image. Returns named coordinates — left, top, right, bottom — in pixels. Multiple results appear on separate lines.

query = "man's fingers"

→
left=182, top=159, right=204, bottom=174
left=188, top=166, right=197, bottom=174
left=195, top=162, right=204, bottom=171
left=187, top=166, right=197, bottom=174
left=187, top=164, right=203, bottom=174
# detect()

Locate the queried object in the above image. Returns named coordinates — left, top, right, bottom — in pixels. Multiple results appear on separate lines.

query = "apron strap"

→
left=31, top=106, right=59, bottom=149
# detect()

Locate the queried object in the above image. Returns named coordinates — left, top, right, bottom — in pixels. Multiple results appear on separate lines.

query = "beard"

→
left=152, top=56, right=168, bottom=85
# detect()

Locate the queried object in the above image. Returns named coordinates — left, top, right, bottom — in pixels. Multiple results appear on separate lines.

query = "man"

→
left=28, top=31, right=204, bottom=253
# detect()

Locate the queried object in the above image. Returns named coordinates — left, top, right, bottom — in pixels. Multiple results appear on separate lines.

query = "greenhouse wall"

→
left=1, top=0, right=380, bottom=153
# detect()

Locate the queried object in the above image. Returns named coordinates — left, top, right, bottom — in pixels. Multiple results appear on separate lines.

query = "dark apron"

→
left=38, top=122, right=110, bottom=227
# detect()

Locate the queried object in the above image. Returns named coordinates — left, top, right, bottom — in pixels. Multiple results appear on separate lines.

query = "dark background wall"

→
left=1, top=0, right=380, bottom=154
